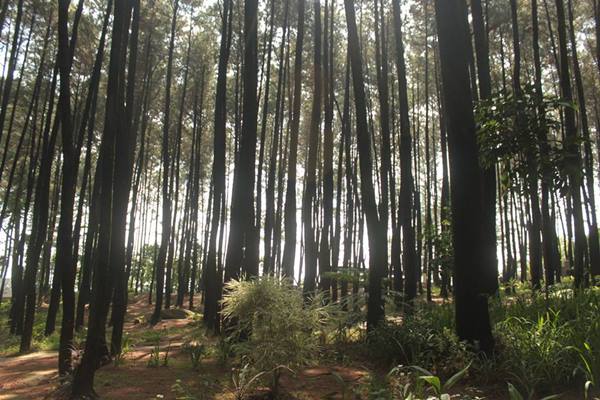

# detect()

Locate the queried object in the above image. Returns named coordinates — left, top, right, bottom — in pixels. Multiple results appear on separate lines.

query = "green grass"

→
left=366, top=284, right=600, bottom=398
left=0, top=301, right=64, bottom=356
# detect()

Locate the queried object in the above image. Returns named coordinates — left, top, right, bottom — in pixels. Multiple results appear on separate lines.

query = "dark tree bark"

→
left=72, top=0, right=132, bottom=395
left=509, top=0, right=543, bottom=290
left=434, top=0, right=494, bottom=353
left=0, top=0, right=24, bottom=147
left=532, top=0, right=561, bottom=287
left=282, top=0, right=306, bottom=279
left=344, top=0, right=387, bottom=331
left=72, top=0, right=112, bottom=333
left=302, top=0, right=322, bottom=295
left=264, top=0, right=290, bottom=275
left=225, top=0, right=260, bottom=282
left=554, top=0, right=588, bottom=287
left=110, top=0, right=140, bottom=356
left=204, top=0, right=232, bottom=332
left=392, top=0, right=418, bottom=303
left=151, top=0, right=178, bottom=324
left=54, top=0, right=82, bottom=375
left=322, top=0, right=336, bottom=299
left=255, top=0, right=276, bottom=277
left=470, top=0, right=498, bottom=294
left=19, top=64, right=60, bottom=352
left=567, top=0, right=600, bottom=279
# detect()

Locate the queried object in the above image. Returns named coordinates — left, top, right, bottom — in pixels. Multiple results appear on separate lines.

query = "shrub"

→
left=368, top=305, right=471, bottom=378
left=495, top=311, right=577, bottom=395
left=493, top=287, right=600, bottom=396
left=221, top=276, right=334, bottom=396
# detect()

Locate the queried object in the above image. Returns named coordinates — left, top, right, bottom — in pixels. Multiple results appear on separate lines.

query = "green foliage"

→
left=230, top=363, right=293, bottom=400
left=182, top=340, right=206, bottom=369
left=146, top=328, right=171, bottom=368
left=215, top=335, right=234, bottom=365
left=171, top=379, right=199, bottom=400
left=572, top=343, right=597, bottom=399
left=368, top=304, right=470, bottom=377
left=506, top=382, right=561, bottom=400
left=388, top=362, right=471, bottom=400
left=475, top=86, right=582, bottom=195
left=221, top=276, right=335, bottom=395
left=496, top=311, right=576, bottom=390
left=493, top=289, right=600, bottom=397
left=427, top=213, right=454, bottom=281
left=113, top=332, right=132, bottom=366
left=368, top=287, right=600, bottom=398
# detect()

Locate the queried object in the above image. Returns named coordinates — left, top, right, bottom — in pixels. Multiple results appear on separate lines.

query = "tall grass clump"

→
left=368, top=302, right=471, bottom=377
left=221, top=276, right=335, bottom=397
left=494, top=288, right=600, bottom=397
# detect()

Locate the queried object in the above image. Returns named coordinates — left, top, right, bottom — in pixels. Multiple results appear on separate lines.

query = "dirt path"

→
left=0, top=296, right=369, bottom=399
left=0, top=351, right=57, bottom=399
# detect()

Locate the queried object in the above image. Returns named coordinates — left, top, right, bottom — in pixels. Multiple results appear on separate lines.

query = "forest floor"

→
left=0, top=294, right=585, bottom=400
left=1, top=296, right=377, bottom=399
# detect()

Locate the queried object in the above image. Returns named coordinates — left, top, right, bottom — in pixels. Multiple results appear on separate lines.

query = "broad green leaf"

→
left=418, top=375, right=441, bottom=394
left=443, top=362, right=471, bottom=392
left=409, top=365, right=434, bottom=377
left=539, top=394, right=562, bottom=400
left=507, top=383, right=524, bottom=400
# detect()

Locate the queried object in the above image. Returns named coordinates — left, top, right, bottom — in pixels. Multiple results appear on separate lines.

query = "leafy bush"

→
left=494, top=289, right=600, bottom=397
left=495, top=312, right=575, bottom=395
left=221, top=276, right=335, bottom=396
left=368, top=305, right=471, bottom=377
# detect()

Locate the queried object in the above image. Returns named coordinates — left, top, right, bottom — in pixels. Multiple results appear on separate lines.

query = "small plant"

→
left=114, top=333, right=132, bottom=366
left=507, top=382, right=561, bottom=400
left=231, top=363, right=292, bottom=400
left=571, top=343, right=597, bottom=399
left=366, top=373, right=392, bottom=400
left=182, top=340, right=206, bottom=369
left=146, top=328, right=170, bottom=368
left=148, top=344, right=161, bottom=368
left=221, top=276, right=335, bottom=396
left=402, top=362, right=471, bottom=400
left=171, top=379, right=198, bottom=400
left=162, top=339, right=172, bottom=367
left=216, top=336, right=234, bottom=365
left=496, top=311, right=576, bottom=394
left=147, top=330, right=163, bottom=368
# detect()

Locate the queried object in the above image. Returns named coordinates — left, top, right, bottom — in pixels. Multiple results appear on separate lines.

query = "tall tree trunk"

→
left=532, top=0, right=561, bottom=287
left=567, top=0, right=600, bottom=279
left=226, top=0, right=259, bottom=281
left=151, top=0, right=178, bottom=324
left=435, top=0, right=494, bottom=353
left=0, top=0, right=24, bottom=147
left=319, top=0, right=335, bottom=296
left=255, top=0, right=276, bottom=277
left=264, top=0, right=290, bottom=275
left=282, top=0, right=306, bottom=278
left=54, top=0, right=82, bottom=375
left=110, top=0, right=140, bottom=356
left=470, top=0, right=498, bottom=293
left=344, top=0, right=387, bottom=331
left=72, top=0, right=132, bottom=395
left=392, top=0, right=418, bottom=303
left=19, top=65, right=60, bottom=352
left=554, top=0, right=588, bottom=288
left=302, top=0, right=322, bottom=295
left=204, top=0, right=232, bottom=332
left=510, top=0, right=543, bottom=289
